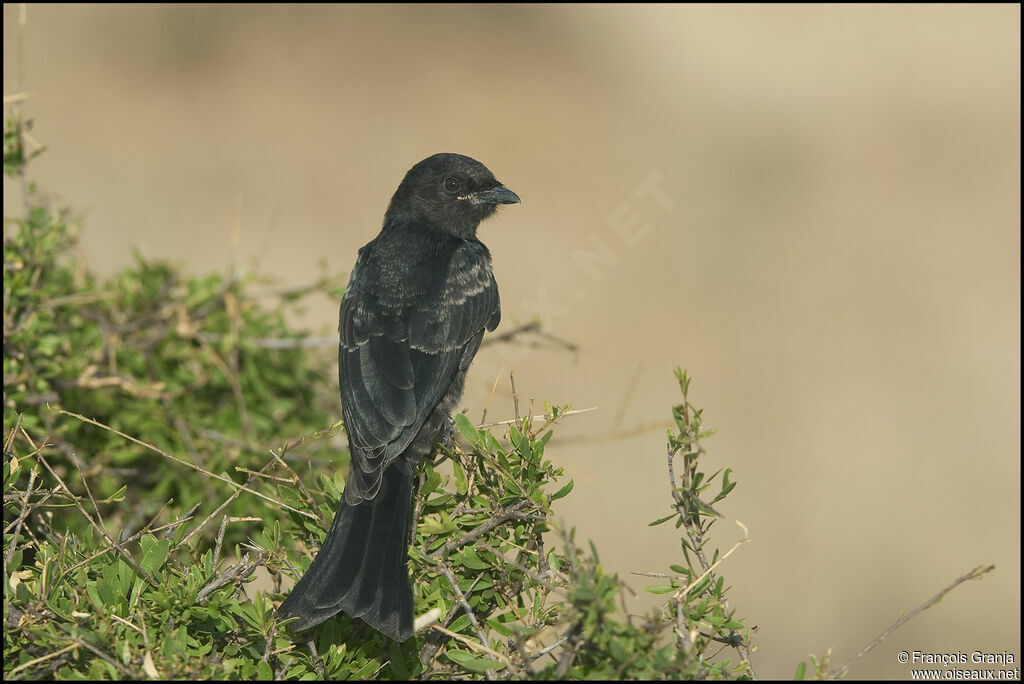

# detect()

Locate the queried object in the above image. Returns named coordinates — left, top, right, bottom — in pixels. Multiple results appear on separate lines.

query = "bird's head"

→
left=384, top=153, right=520, bottom=239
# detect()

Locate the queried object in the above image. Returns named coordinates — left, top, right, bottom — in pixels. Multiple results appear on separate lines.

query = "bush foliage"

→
left=3, top=114, right=756, bottom=680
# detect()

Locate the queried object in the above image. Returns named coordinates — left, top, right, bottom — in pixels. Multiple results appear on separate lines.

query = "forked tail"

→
left=278, top=461, right=415, bottom=642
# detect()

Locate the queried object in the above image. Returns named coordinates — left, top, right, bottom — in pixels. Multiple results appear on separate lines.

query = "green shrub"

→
left=4, top=114, right=755, bottom=680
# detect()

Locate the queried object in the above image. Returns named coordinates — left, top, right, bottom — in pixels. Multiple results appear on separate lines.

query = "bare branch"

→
left=50, top=406, right=316, bottom=520
left=829, top=565, right=996, bottom=679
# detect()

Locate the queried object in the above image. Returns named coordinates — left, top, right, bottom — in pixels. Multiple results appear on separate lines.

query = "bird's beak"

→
left=464, top=185, right=520, bottom=206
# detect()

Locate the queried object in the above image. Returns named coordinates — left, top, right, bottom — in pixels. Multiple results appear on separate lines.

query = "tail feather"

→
left=278, top=461, right=415, bottom=642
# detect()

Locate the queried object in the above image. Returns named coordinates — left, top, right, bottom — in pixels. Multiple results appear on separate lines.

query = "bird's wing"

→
left=338, top=242, right=499, bottom=503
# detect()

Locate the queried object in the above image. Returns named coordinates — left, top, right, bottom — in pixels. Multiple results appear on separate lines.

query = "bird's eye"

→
left=443, top=177, right=462, bottom=193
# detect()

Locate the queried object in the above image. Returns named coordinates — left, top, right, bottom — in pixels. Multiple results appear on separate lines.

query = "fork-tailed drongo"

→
left=277, top=153, right=519, bottom=642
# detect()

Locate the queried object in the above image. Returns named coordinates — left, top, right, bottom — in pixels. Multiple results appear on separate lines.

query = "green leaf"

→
left=712, top=467, right=737, bottom=503
left=484, top=431, right=502, bottom=454
left=388, top=642, right=412, bottom=679
left=453, top=460, right=467, bottom=495
left=447, top=649, right=505, bottom=673
left=515, top=429, right=531, bottom=462
left=672, top=404, right=687, bottom=433
left=509, top=425, right=522, bottom=449
left=648, top=513, right=676, bottom=526
left=421, top=466, right=442, bottom=496
left=448, top=613, right=472, bottom=633
left=550, top=478, right=574, bottom=501
left=138, top=532, right=167, bottom=577
left=486, top=615, right=515, bottom=637
left=794, top=661, right=807, bottom=680
left=535, top=429, right=554, bottom=453
left=106, top=484, right=127, bottom=502
left=460, top=549, right=489, bottom=570
left=320, top=473, right=341, bottom=501
left=277, top=485, right=305, bottom=509
left=419, top=511, right=457, bottom=535
left=454, top=413, right=479, bottom=444
left=644, top=584, right=677, bottom=595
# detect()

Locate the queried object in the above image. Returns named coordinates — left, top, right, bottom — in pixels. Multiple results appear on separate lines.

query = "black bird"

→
left=277, top=153, right=519, bottom=642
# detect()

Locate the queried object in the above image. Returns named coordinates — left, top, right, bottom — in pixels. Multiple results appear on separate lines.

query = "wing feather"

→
left=338, top=237, right=499, bottom=503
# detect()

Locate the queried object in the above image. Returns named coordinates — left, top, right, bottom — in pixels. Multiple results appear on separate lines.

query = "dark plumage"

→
left=277, top=153, right=519, bottom=642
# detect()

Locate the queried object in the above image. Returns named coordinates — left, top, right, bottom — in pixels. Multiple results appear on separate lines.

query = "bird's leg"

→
left=411, top=468, right=427, bottom=547
left=437, top=415, right=456, bottom=449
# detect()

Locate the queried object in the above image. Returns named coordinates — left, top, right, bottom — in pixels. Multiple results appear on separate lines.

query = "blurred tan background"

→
left=4, top=4, right=1019, bottom=679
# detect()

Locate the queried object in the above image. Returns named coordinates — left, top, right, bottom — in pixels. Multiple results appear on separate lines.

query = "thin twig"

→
left=194, top=332, right=337, bottom=349
left=3, top=91, right=33, bottom=104
left=474, top=406, right=597, bottom=430
left=176, top=459, right=276, bottom=550
left=554, top=625, right=583, bottom=679
left=5, top=463, right=37, bottom=566
left=108, top=614, right=142, bottom=633
left=476, top=542, right=562, bottom=595
left=300, top=635, right=325, bottom=679
left=525, top=636, right=569, bottom=662
left=675, top=598, right=693, bottom=653
left=510, top=371, right=520, bottom=423
left=59, top=501, right=179, bottom=581
left=674, top=521, right=750, bottom=602
left=234, top=467, right=294, bottom=484
left=7, top=644, right=78, bottom=679
left=609, top=363, right=643, bottom=434
left=418, top=604, right=464, bottom=671
left=64, top=635, right=131, bottom=677
left=267, top=444, right=324, bottom=522
left=828, top=564, right=996, bottom=679
left=51, top=406, right=316, bottom=519
left=429, top=623, right=522, bottom=677
left=437, top=564, right=496, bottom=679
left=481, top=322, right=579, bottom=352
left=211, top=292, right=253, bottom=438
left=572, top=420, right=665, bottom=444
left=173, top=417, right=219, bottom=504
left=25, top=431, right=159, bottom=589
left=65, top=450, right=111, bottom=541
left=425, top=500, right=537, bottom=560
left=4, top=412, right=24, bottom=456
left=196, top=551, right=268, bottom=602
left=212, top=516, right=261, bottom=567
left=479, top=366, right=505, bottom=425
